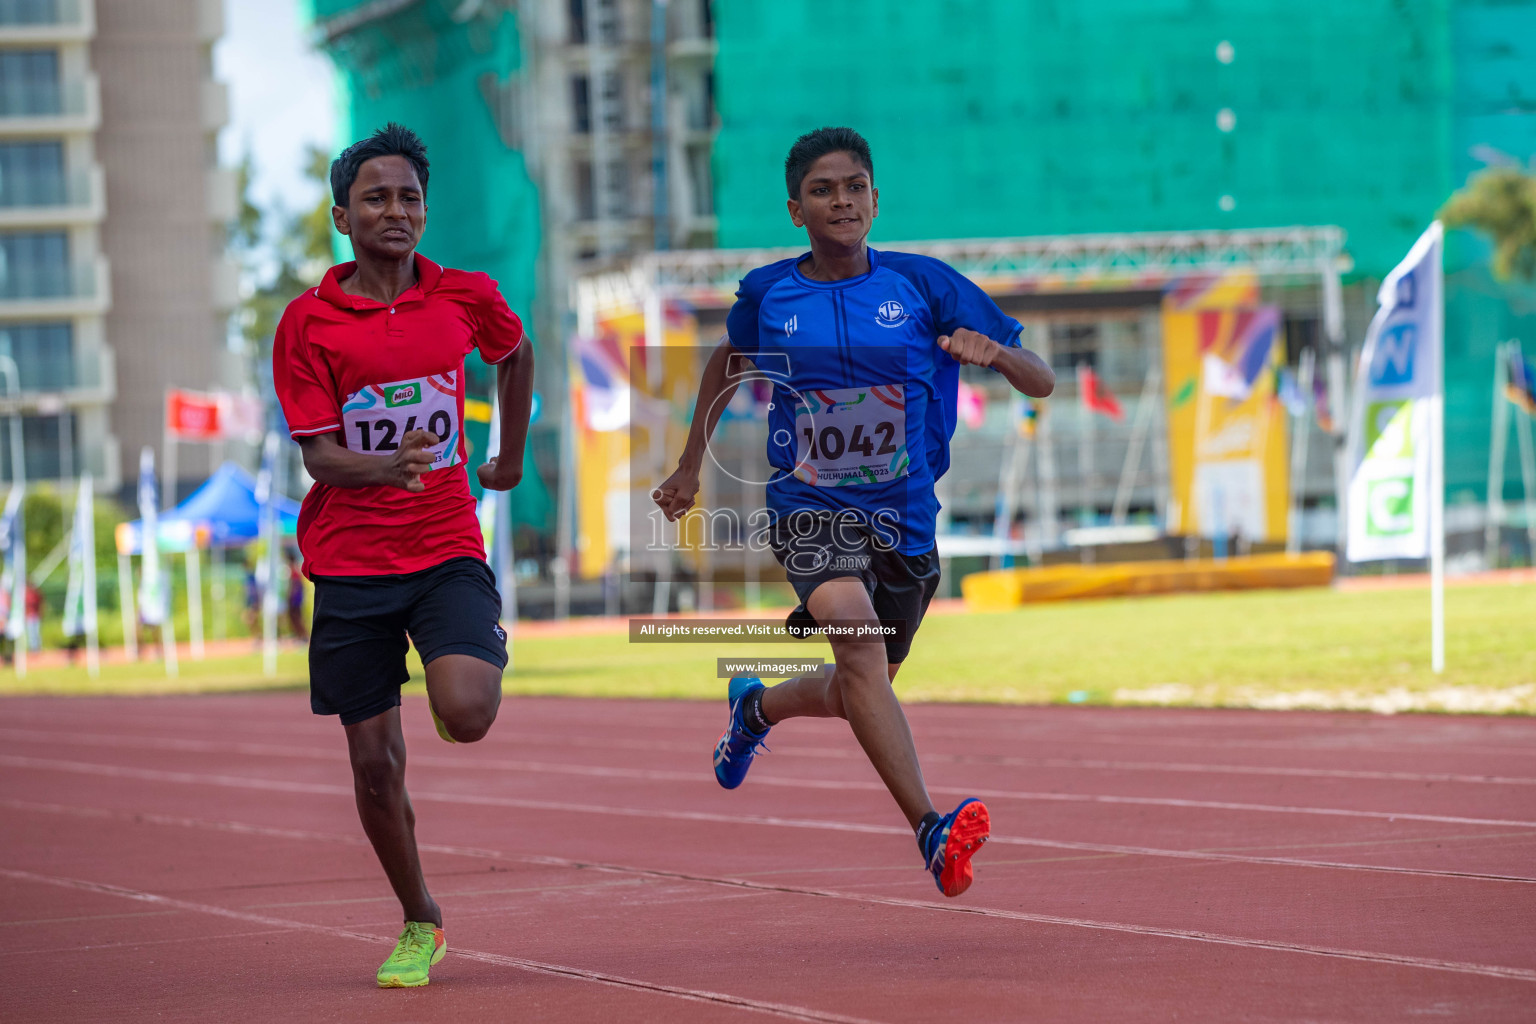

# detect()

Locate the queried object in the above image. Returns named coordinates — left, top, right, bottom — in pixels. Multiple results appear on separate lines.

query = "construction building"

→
left=306, top=0, right=1536, bottom=587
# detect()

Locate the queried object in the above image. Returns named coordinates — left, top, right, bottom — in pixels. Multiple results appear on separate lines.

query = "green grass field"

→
left=4, top=582, right=1530, bottom=714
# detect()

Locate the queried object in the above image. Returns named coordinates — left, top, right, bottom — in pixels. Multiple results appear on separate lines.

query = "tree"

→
left=235, top=147, right=338, bottom=359
left=1440, top=167, right=1536, bottom=282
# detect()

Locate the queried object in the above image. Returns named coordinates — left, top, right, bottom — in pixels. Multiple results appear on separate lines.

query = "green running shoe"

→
left=377, top=921, right=446, bottom=988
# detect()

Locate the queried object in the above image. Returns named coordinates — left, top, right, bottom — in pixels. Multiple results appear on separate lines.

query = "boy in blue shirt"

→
left=654, top=127, right=1054, bottom=897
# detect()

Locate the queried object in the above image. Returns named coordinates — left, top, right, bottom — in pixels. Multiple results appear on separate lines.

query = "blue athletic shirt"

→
left=725, top=248, right=1024, bottom=555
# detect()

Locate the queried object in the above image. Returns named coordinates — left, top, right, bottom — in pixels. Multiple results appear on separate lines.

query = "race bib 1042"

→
left=341, top=371, right=460, bottom=470
left=791, top=384, right=908, bottom=487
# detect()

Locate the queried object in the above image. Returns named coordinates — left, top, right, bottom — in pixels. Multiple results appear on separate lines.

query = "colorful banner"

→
left=570, top=303, right=702, bottom=580
left=1162, top=273, right=1290, bottom=542
left=1346, top=222, right=1442, bottom=562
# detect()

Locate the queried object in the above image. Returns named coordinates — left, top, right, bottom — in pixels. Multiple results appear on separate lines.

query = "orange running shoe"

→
left=922, top=798, right=990, bottom=897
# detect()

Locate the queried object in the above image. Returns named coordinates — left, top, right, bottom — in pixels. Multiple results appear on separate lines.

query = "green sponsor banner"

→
left=1365, top=476, right=1415, bottom=537
left=1365, top=400, right=1414, bottom=459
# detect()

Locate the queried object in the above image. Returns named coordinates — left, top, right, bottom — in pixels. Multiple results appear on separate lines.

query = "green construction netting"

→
left=300, top=0, right=547, bottom=520
left=712, top=0, right=1536, bottom=501
left=713, top=0, right=1461, bottom=277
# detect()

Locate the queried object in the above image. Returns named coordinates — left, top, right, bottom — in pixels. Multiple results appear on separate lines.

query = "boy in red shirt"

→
left=273, top=124, right=533, bottom=988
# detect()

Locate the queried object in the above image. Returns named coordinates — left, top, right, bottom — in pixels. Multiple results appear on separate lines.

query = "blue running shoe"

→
left=922, top=798, right=991, bottom=897
left=713, top=676, right=769, bottom=789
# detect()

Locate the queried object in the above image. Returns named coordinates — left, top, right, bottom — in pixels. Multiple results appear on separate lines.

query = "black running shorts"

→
left=308, top=556, right=508, bottom=726
left=768, top=511, right=941, bottom=664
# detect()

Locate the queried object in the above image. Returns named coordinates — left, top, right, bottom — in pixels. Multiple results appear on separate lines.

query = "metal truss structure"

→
left=575, top=225, right=1348, bottom=322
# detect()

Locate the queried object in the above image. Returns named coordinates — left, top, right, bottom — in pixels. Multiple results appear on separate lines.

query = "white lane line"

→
left=20, top=928, right=292, bottom=957
left=6, top=758, right=1536, bottom=888
left=6, top=834, right=1534, bottom=986
left=8, top=726, right=1536, bottom=787
left=17, top=793, right=1536, bottom=900
left=0, top=867, right=886, bottom=1024
left=6, top=749, right=1535, bottom=833
left=15, top=798, right=1536, bottom=904
left=630, top=871, right=1536, bottom=984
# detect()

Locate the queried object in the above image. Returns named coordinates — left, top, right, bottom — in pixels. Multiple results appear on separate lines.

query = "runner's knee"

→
left=437, top=694, right=499, bottom=743
left=830, top=635, right=889, bottom=695
left=425, top=654, right=503, bottom=743
left=350, top=743, right=404, bottom=800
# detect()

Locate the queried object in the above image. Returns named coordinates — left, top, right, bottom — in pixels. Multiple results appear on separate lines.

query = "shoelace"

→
left=716, top=734, right=771, bottom=764
left=394, top=927, right=434, bottom=962
left=925, top=820, right=950, bottom=871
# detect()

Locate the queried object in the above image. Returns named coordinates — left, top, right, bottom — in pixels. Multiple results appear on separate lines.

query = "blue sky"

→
left=214, top=0, right=337, bottom=245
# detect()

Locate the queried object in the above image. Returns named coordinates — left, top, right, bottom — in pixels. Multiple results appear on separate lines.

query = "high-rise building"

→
left=93, top=0, right=240, bottom=495
left=0, top=0, right=116, bottom=488
left=0, top=0, right=238, bottom=497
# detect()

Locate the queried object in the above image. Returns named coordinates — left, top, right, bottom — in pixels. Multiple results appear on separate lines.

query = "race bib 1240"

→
left=791, top=384, right=908, bottom=487
left=342, top=371, right=460, bottom=470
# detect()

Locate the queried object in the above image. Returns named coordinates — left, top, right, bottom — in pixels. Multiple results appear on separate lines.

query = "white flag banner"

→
left=62, top=475, right=93, bottom=637
left=1346, top=222, right=1443, bottom=561
left=138, top=447, right=167, bottom=625
left=0, top=483, right=22, bottom=641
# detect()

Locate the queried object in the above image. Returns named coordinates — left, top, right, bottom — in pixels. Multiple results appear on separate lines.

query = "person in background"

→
left=285, top=549, right=309, bottom=642
left=243, top=553, right=261, bottom=645
left=24, top=582, right=43, bottom=652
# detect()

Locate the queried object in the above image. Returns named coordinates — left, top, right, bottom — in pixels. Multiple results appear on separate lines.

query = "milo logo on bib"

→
left=385, top=384, right=421, bottom=407
left=342, top=370, right=461, bottom=469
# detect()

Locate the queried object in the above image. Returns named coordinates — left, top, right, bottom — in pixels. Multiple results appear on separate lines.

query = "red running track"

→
left=2, top=694, right=1535, bottom=1023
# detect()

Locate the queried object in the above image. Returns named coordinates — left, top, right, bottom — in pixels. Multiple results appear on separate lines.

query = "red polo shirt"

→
left=273, top=254, right=525, bottom=577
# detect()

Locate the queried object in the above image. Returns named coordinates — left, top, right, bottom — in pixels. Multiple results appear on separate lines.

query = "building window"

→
left=1048, top=323, right=1099, bottom=375
left=686, top=145, right=712, bottom=217
left=600, top=70, right=624, bottom=131
left=0, top=50, right=60, bottom=116
left=0, top=411, right=76, bottom=481
left=602, top=157, right=629, bottom=218
left=567, top=0, right=586, bottom=44
left=0, top=231, right=69, bottom=298
left=0, top=0, right=58, bottom=26
left=0, top=141, right=64, bottom=207
left=574, top=160, right=595, bottom=220
left=571, top=75, right=591, bottom=134
left=1283, top=313, right=1319, bottom=367
left=677, top=70, right=713, bottom=132
left=593, top=0, right=620, bottom=43
left=0, top=322, right=72, bottom=389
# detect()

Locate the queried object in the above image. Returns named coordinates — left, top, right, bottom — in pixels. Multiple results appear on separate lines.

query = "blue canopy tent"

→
left=117, top=462, right=300, bottom=555
left=113, top=463, right=302, bottom=661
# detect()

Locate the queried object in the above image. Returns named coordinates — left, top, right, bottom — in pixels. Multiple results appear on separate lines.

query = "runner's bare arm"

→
left=477, top=338, right=534, bottom=492
left=653, top=336, right=743, bottom=522
left=938, top=328, right=1055, bottom=398
left=297, top=428, right=438, bottom=492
